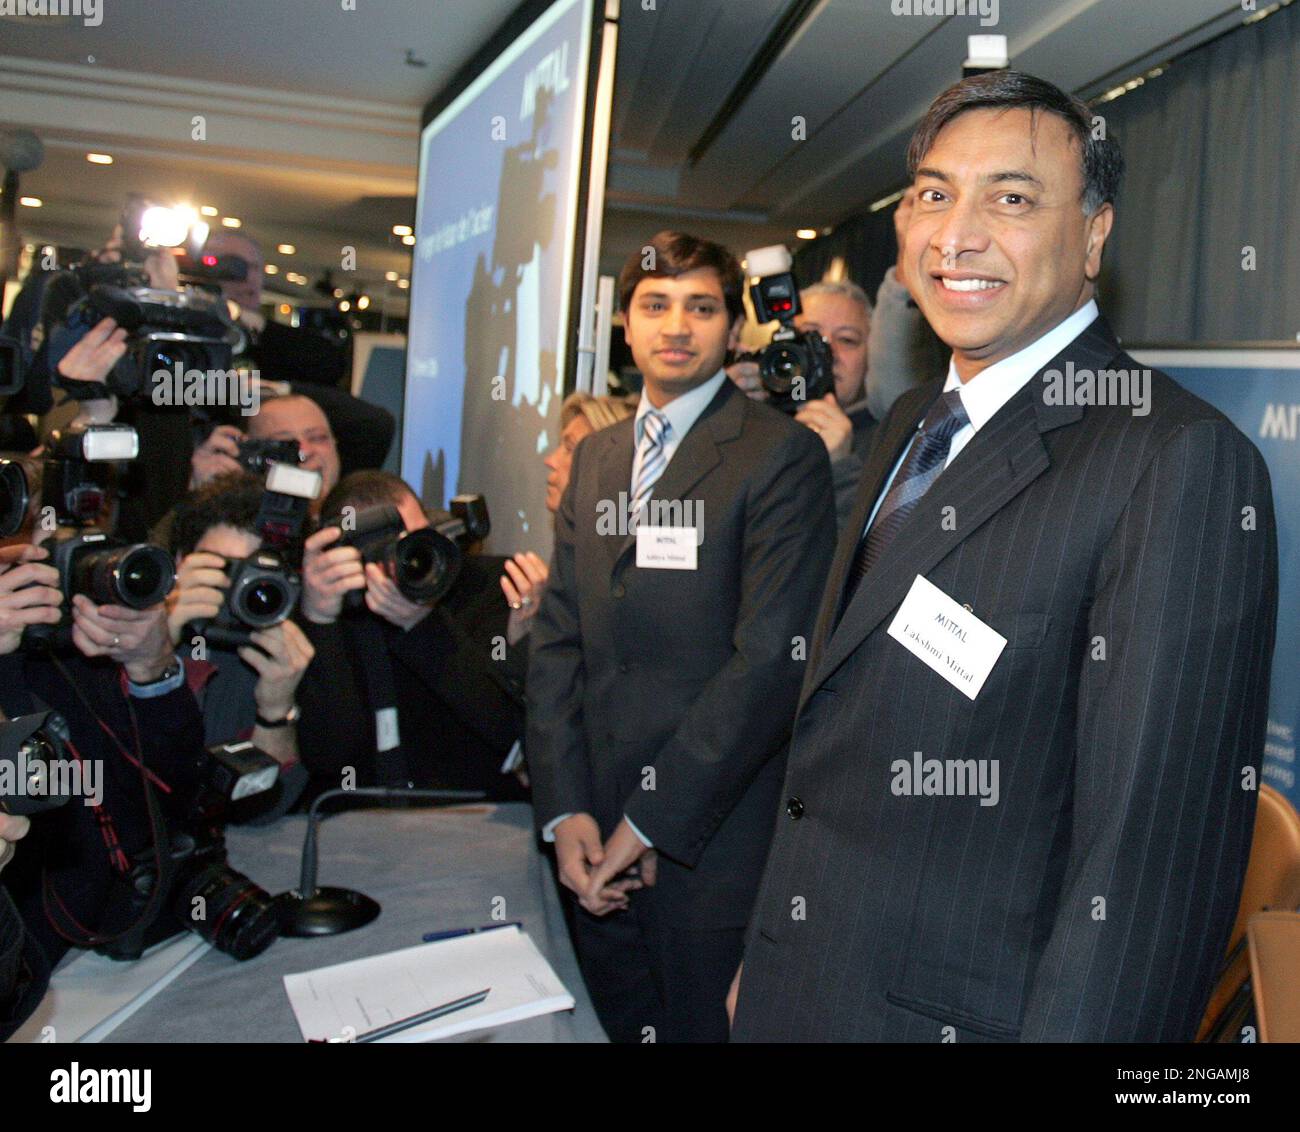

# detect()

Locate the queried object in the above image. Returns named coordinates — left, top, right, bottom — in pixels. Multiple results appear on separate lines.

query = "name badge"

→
left=635, top=525, right=698, bottom=570
left=376, top=707, right=401, bottom=752
left=887, top=575, right=1007, bottom=700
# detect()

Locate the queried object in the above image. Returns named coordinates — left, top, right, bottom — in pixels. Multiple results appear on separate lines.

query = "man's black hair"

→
left=907, top=70, right=1125, bottom=213
left=170, top=472, right=264, bottom=557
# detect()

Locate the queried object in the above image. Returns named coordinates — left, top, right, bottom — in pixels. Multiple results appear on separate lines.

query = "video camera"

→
left=742, top=245, right=834, bottom=413
left=39, top=194, right=246, bottom=404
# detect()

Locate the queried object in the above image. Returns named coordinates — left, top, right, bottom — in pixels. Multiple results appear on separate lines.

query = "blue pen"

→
left=422, top=920, right=522, bottom=943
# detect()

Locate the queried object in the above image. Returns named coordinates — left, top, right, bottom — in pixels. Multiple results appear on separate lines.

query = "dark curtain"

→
left=794, top=4, right=1300, bottom=346
left=1098, top=2, right=1300, bottom=344
left=792, top=205, right=899, bottom=298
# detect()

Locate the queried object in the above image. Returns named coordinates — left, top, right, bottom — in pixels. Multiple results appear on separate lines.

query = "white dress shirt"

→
left=862, top=300, right=1100, bottom=536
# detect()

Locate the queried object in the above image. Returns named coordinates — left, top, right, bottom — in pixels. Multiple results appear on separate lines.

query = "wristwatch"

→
left=256, top=703, right=301, bottom=729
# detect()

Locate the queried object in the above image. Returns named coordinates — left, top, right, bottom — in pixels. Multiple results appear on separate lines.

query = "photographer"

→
left=294, top=471, right=528, bottom=803
left=0, top=810, right=45, bottom=1041
left=166, top=473, right=315, bottom=817
left=189, top=393, right=341, bottom=514
left=0, top=533, right=209, bottom=980
left=728, top=280, right=877, bottom=529
left=201, top=230, right=396, bottom=477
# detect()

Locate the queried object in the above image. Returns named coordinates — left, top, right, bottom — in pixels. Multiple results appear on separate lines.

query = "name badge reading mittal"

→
left=635, top=525, right=697, bottom=570
left=887, top=575, right=1007, bottom=700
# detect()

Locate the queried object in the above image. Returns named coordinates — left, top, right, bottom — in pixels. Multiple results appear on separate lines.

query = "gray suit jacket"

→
left=732, top=316, right=1278, bottom=1041
left=527, top=379, right=836, bottom=926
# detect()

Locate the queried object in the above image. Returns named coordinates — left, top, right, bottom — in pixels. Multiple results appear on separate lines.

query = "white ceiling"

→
left=0, top=0, right=1267, bottom=305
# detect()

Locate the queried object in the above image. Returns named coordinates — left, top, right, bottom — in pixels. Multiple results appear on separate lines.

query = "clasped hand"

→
left=553, top=814, right=657, bottom=916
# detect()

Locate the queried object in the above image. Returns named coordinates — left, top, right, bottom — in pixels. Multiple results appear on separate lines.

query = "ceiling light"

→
left=264, top=264, right=279, bottom=274
left=401, top=234, right=416, bottom=246
left=200, top=205, right=219, bottom=217
left=397, top=279, right=409, bottom=290
left=385, top=271, right=399, bottom=282
left=221, top=217, right=242, bottom=228
left=357, top=295, right=370, bottom=310
left=86, top=153, right=113, bottom=165
left=392, top=224, right=413, bottom=237
left=19, top=196, right=41, bottom=208
left=339, top=300, right=351, bottom=312
left=795, top=228, right=817, bottom=240
left=277, top=243, right=295, bottom=255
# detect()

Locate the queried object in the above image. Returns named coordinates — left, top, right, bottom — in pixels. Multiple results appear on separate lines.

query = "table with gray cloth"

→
left=104, top=803, right=607, bottom=1043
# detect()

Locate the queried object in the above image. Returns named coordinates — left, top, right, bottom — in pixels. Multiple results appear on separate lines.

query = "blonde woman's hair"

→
left=560, top=391, right=636, bottom=433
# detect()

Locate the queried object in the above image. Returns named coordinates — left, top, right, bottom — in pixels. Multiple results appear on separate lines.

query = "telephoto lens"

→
left=73, top=541, right=175, bottom=609
left=173, top=853, right=281, bottom=961
left=390, top=525, right=455, bottom=604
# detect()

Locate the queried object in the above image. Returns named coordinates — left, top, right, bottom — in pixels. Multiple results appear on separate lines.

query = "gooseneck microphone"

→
left=275, top=786, right=485, bottom=937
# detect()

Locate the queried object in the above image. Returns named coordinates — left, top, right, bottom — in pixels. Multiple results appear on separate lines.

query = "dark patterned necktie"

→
left=840, top=388, right=970, bottom=615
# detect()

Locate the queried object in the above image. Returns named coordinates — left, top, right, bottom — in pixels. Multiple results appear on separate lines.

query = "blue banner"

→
left=1134, top=348, right=1300, bottom=810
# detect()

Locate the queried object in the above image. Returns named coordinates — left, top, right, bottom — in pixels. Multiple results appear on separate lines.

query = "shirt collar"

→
left=635, top=368, right=727, bottom=444
left=942, top=299, right=1100, bottom=431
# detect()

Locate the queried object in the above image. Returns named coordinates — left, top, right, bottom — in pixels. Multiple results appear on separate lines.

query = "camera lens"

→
left=174, top=861, right=279, bottom=961
left=393, top=528, right=457, bottom=604
left=239, top=577, right=290, bottom=626
left=0, top=460, right=29, bottom=538
left=761, top=344, right=806, bottom=395
left=77, top=543, right=175, bottom=609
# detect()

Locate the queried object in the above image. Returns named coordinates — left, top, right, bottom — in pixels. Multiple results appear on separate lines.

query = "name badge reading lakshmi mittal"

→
left=887, top=575, right=1007, bottom=700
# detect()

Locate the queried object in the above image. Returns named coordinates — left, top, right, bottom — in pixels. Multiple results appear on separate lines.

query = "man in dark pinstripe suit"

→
left=730, top=72, right=1279, bottom=1042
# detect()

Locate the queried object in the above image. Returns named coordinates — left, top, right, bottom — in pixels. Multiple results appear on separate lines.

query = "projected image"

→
left=402, top=0, right=593, bottom=558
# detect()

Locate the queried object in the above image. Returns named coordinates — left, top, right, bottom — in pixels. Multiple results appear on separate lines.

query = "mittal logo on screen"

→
left=1260, top=403, right=1300, bottom=441
left=521, top=42, right=570, bottom=120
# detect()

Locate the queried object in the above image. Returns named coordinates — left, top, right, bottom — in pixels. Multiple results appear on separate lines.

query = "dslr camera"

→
left=21, top=424, right=176, bottom=650
left=96, top=740, right=282, bottom=962
left=187, top=547, right=300, bottom=651
left=236, top=436, right=301, bottom=476
left=0, top=710, right=76, bottom=817
left=328, top=494, right=489, bottom=610
left=742, top=244, right=834, bottom=413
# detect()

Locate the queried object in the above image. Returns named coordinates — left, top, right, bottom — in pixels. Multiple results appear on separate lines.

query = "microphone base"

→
left=275, top=887, right=381, bottom=937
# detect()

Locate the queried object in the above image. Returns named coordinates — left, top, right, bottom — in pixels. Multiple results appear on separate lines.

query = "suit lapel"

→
left=609, top=380, right=742, bottom=568
left=799, top=313, right=1123, bottom=709
left=596, top=422, right=636, bottom=572
left=801, top=381, right=937, bottom=695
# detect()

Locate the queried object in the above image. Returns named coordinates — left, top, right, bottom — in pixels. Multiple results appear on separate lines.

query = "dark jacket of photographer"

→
left=0, top=652, right=206, bottom=973
left=294, top=555, right=528, bottom=803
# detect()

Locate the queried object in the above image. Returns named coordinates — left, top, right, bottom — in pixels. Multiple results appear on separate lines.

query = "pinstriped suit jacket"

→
left=731, top=316, right=1279, bottom=1042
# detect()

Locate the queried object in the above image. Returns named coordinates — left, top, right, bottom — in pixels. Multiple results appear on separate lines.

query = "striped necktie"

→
left=840, top=388, right=970, bottom=615
left=629, top=408, right=671, bottom=529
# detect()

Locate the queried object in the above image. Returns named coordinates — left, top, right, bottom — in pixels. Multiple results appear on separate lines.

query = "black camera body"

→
left=334, top=504, right=461, bottom=609
left=0, top=710, right=75, bottom=817
left=95, top=740, right=282, bottom=963
left=236, top=436, right=300, bottom=476
left=22, top=423, right=176, bottom=651
left=746, top=246, right=834, bottom=413
left=187, top=549, right=300, bottom=651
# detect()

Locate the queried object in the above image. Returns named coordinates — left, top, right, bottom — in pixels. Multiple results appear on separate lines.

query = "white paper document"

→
left=283, top=925, right=574, bottom=1043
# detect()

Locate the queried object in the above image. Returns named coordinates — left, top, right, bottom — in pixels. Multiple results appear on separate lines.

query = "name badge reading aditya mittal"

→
left=635, top=525, right=698, bottom=570
left=887, top=575, right=1007, bottom=700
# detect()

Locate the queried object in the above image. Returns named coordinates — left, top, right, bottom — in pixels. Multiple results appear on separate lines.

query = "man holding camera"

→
left=292, top=470, right=528, bottom=802
left=729, top=280, right=877, bottom=529
left=165, top=473, right=315, bottom=817
left=527, top=230, right=835, bottom=1043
